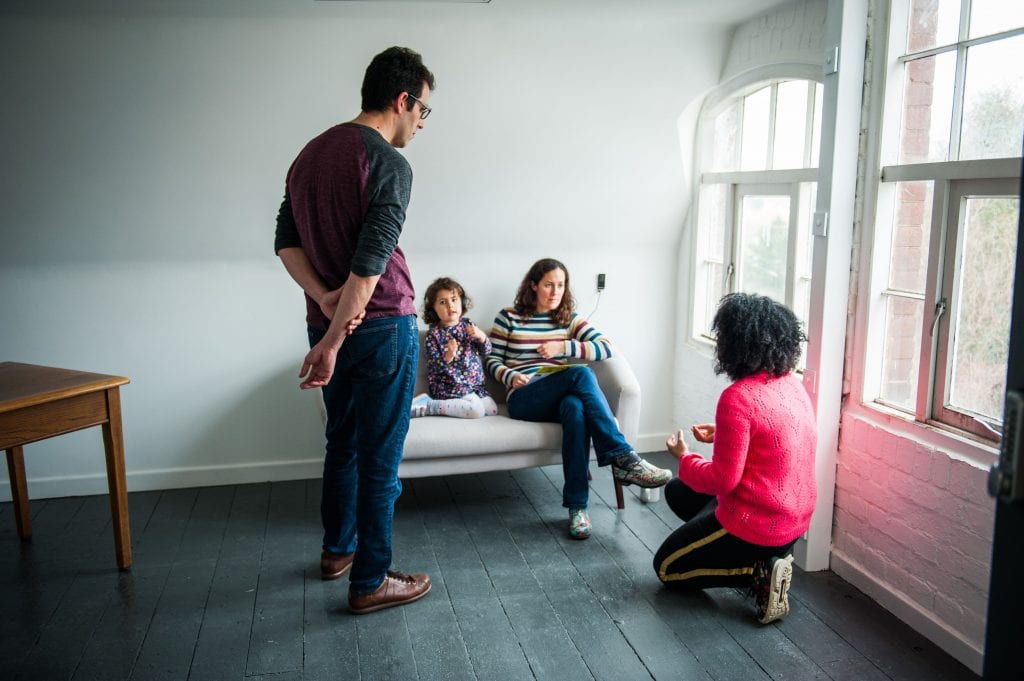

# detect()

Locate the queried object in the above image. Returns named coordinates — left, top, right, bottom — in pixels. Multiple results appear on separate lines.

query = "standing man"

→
left=274, top=46, right=434, bottom=614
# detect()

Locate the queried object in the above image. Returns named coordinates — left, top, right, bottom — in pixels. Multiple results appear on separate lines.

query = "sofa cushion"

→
left=403, top=411, right=564, bottom=460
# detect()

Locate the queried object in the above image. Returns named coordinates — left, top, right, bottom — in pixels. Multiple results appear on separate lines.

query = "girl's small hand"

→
left=537, top=340, right=564, bottom=359
left=691, top=423, right=715, bottom=443
left=666, top=429, right=688, bottom=458
left=467, top=321, right=487, bottom=343
left=511, top=374, right=530, bottom=389
left=444, top=338, right=459, bottom=362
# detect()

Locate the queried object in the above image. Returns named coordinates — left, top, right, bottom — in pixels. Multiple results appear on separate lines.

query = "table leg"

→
left=101, top=388, right=132, bottom=570
left=5, top=445, right=32, bottom=540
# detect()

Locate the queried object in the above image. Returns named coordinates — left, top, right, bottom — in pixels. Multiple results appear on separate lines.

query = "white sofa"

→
left=399, top=330, right=642, bottom=509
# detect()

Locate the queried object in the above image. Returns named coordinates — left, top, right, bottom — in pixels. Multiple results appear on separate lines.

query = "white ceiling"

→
left=1, top=0, right=796, bottom=27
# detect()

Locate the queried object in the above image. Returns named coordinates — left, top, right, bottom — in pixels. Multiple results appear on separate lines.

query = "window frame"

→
left=689, top=74, right=823, bottom=346
left=929, top=177, right=1019, bottom=438
left=858, top=0, right=1022, bottom=449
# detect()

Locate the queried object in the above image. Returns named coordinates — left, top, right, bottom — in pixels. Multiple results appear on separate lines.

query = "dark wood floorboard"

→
left=0, top=454, right=980, bottom=681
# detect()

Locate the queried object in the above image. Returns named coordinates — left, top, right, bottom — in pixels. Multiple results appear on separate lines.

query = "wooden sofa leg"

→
left=614, top=480, right=625, bottom=510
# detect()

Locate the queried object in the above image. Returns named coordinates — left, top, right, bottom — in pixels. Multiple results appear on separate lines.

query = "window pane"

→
left=741, top=86, right=771, bottom=171
left=899, top=52, right=956, bottom=164
left=738, top=194, right=789, bottom=302
left=880, top=295, right=924, bottom=409
left=969, top=0, right=1024, bottom=39
left=888, top=181, right=934, bottom=292
left=773, top=80, right=809, bottom=170
left=948, top=195, right=1019, bottom=421
left=959, top=35, right=1024, bottom=161
left=810, top=82, right=823, bottom=168
left=907, top=0, right=961, bottom=52
left=696, top=183, right=729, bottom=336
left=710, top=100, right=741, bottom=172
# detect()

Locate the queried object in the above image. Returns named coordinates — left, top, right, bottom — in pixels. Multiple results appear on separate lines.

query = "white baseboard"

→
left=2, top=434, right=671, bottom=503
left=830, top=549, right=984, bottom=675
left=636, top=433, right=668, bottom=454
left=0, top=459, right=325, bottom=502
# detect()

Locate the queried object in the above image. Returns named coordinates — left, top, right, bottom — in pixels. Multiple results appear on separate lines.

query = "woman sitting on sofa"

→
left=486, top=257, right=671, bottom=540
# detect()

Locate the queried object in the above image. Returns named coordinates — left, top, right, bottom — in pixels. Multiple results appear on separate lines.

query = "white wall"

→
left=0, top=0, right=776, bottom=498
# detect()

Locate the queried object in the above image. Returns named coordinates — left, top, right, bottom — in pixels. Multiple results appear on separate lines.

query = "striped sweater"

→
left=486, top=308, right=613, bottom=391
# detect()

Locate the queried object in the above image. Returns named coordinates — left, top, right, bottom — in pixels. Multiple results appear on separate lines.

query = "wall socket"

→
left=597, top=273, right=606, bottom=291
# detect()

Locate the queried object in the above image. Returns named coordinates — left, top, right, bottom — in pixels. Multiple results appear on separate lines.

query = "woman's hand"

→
left=691, top=423, right=715, bottom=443
left=537, top=340, right=564, bottom=359
left=666, top=429, right=689, bottom=458
left=510, top=373, right=530, bottom=389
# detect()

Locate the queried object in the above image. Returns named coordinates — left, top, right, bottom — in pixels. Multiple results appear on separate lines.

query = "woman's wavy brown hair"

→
left=513, top=258, right=575, bottom=327
left=422, top=276, right=472, bottom=325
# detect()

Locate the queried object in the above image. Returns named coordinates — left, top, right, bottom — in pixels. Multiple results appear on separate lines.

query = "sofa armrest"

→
left=587, top=353, right=641, bottom=448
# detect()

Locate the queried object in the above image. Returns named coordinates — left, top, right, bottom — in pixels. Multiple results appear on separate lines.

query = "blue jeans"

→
left=309, top=314, right=418, bottom=595
left=507, top=365, right=633, bottom=508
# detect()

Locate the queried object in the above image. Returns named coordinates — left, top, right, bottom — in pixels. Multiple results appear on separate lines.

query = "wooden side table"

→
left=0, top=362, right=132, bottom=570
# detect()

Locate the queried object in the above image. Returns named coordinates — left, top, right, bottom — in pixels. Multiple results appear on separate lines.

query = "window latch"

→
left=929, top=297, right=947, bottom=337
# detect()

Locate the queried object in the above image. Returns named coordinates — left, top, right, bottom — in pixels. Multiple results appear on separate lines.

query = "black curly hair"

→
left=712, top=293, right=807, bottom=381
left=422, top=277, right=472, bottom=325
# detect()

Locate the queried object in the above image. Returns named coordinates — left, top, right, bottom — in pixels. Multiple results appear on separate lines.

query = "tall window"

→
left=692, top=79, right=823, bottom=350
left=867, top=0, right=1023, bottom=441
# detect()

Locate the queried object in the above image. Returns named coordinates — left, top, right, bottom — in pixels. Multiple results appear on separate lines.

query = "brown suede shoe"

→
left=320, top=550, right=354, bottom=580
left=348, top=570, right=431, bottom=614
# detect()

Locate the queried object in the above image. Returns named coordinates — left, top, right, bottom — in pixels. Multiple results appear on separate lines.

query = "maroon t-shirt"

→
left=275, top=122, right=416, bottom=327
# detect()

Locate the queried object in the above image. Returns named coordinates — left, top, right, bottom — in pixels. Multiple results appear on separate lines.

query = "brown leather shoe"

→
left=349, top=570, right=431, bottom=614
left=320, top=550, right=354, bottom=580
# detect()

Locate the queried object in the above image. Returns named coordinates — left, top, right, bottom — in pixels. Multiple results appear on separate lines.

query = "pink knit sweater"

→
left=677, top=371, right=817, bottom=547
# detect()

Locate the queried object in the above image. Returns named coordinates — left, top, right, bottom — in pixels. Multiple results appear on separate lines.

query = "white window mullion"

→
left=786, top=182, right=801, bottom=307
left=915, top=179, right=951, bottom=423
left=804, top=81, right=816, bottom=168
left=766, top=83, right=778, bottom=170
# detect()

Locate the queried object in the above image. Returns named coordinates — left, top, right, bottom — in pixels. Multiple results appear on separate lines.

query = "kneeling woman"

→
left=487, top=258, right=671, bottom=540
left=654, top=293, right=817, bottom=624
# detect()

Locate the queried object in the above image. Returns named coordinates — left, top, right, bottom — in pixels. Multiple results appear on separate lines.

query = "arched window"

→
left=691, top=78, right=824, bottom=355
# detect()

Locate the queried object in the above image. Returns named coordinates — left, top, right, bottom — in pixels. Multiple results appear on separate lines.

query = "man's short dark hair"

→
left=361, top=46, right=436, bottom=113
left=712, top=293, right=808, bottom=381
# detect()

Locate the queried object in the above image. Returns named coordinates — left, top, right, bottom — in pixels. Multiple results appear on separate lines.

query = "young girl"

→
left=411, top=277, right=498, bottom=419
left=486, top=258, right=671, bottom=539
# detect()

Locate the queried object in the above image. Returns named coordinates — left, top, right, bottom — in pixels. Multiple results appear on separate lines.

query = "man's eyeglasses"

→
left=407, top=93, right=432, bottom=120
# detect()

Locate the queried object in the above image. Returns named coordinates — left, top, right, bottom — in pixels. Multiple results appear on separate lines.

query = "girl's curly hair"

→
left=513, top=258, right=576, bottom=327
left=712, top=293, right=807, bottom=381
left=422, top=277, right=472, bottom=325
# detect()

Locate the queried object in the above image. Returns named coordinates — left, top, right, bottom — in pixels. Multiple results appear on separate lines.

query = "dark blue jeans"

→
left=507, top=365, right=633, bottom=509
left=309, top=314, right=418, bottom=595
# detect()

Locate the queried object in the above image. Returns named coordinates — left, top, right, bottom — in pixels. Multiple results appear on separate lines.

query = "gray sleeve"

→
left=350, top=145, right=413, bottom=277
left=273, top=190, right=301, bottom=254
